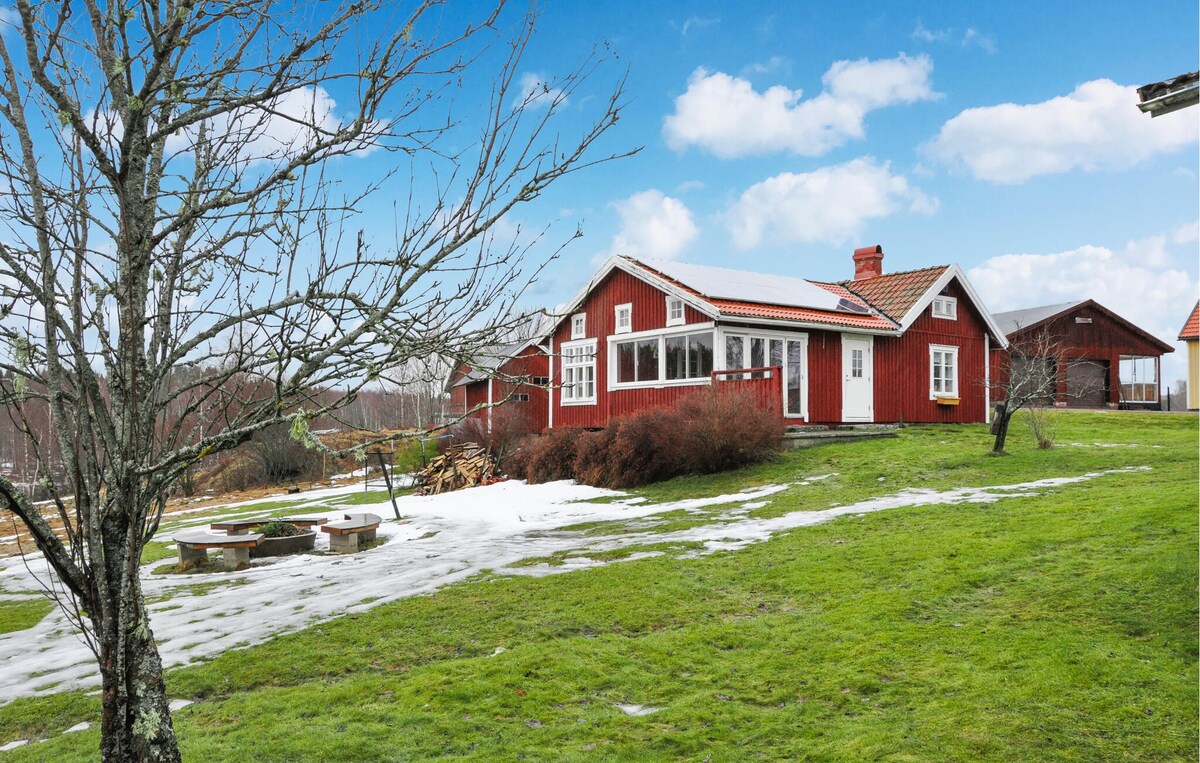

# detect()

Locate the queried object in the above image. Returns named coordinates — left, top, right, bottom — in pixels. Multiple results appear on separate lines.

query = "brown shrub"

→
left=603, top=407, right=685, bottom=488
left=674, top=388, right=782, bottom=474
left=573, top=427, right=618, bottom=487
left=523, top=427, right=586, bottom=483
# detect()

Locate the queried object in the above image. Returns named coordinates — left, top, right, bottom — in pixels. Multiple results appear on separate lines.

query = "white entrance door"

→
left=841, top=335, right=873, bottom=422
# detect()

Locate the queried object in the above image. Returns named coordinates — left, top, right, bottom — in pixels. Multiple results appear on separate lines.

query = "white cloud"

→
left=663, top=54, right=938, bottom=159
left=742, top=56, right=789, bottom=76
left=604, top=190, right=698, bottom=261
left=86, top=86, right=378, bottom=165
left=961, top=28, right=997, bottom=54
left=724, top=157, right=937, bottom=249
left=911, top=22, right=996, bottom=53
left=1172, top=219, right=1198, bottom=244
left=513, top=72, right=567, bottom=111
left=928, top=79, right=1198, bottom=183
left=968, top=236, right=1198, bottom=380
left=911, top=22, right=951, bottom=42
left=681, top=16, right=719, bottom=36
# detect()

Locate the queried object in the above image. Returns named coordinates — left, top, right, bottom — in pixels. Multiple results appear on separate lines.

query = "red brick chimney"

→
left=852, top=245, right=884, bottom=281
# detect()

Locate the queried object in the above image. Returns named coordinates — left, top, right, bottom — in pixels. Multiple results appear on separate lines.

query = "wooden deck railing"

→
left=711, top=366, right=783, bottom=413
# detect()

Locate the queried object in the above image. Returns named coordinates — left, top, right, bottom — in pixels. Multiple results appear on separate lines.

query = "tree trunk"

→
left=96, top=530, right=182, bottom=762
left=991, top=410, right=1014, bottom=453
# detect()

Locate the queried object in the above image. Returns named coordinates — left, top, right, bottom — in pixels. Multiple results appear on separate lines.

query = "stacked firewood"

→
left=415, top=443, right=499, bottom=495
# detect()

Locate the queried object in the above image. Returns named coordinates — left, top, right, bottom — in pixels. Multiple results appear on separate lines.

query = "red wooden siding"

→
left=552, top=269, right=710, bottom=429
left=993, top=303, right=1171, bottom=408
left=805, top=330, right=844, bottom=424
left=493, top=347, right=550, bottom=433
left=872, top=278, right=990, bottom=424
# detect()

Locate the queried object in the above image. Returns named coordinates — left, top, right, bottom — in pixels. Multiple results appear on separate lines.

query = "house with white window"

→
left=545, top=246, right=1007, bottom=429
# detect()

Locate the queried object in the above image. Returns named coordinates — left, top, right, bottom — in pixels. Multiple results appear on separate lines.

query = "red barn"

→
left=543, top=246, right=1007, bottom=428
left=446, top=339, right=549, bottom=434
left=990, top=300, right=1174, bottom=409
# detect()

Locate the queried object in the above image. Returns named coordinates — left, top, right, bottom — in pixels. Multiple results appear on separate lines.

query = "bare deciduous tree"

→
left=0, top=0, right=631, bottom=759
left=989, top=328, right=1101, bottom=453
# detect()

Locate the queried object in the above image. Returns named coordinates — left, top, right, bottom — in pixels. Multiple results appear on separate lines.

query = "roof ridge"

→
left=834, top=263, right=950, bottom=285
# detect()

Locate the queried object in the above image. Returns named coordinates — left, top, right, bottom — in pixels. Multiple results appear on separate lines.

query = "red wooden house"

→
left=990, top=300, right=1174, bottom=409
left=543, top=246, right=1007, bottom=428
left=446, top=338, right=550, bottom=434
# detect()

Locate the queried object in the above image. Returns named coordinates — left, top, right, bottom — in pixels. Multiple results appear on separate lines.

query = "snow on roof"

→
left=633, top=257, right=847, bottom=313
left=992, top=301, right=1085, bottom=337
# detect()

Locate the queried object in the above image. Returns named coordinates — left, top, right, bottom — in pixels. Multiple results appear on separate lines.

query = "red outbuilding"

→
left=542, top=246, right=1007, bottom=428
left=446, top=338, right=550, bottom=435
left=990, top=300, right=1174, bottom=409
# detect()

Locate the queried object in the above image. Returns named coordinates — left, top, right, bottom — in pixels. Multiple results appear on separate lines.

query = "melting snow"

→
left=0, top=466, right=1148, bottom=705
left=615, top=703, right=661, bottom=716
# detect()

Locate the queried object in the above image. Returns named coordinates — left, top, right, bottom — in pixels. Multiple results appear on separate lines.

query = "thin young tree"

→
left=989, top=327, right=1100, bottom=453
left=0, top=0, right=631, bottom=759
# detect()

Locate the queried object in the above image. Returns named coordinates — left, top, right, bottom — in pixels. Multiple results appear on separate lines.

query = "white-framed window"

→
left=561, top=340, right=596, bottom=404
left=614, top=304, right=632, bottom=334
left=851, top=348, right=864, bottom=378
left=665, top=296, right=685, bottom=327
left=931, top=296, right=958, bottom=320
left=570, top=313, right=587, bottom=339
left=1119, top=355, right=1158, bottom=403
left=512, top=393, right=530, bottom=403
left=929, top=344, right=959, bottom=398
left=609, top=325, right=716, bottom=389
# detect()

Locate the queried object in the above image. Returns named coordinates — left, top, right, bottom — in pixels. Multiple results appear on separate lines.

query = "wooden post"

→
left=372, top=450, right=402, bottom=520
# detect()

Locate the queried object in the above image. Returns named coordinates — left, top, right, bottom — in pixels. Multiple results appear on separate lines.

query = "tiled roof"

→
left=1180, top=302, right=1200, bottom=340
left=706, top=298, right=896, bottom=330
left=837, top=265, right=948, bottom=322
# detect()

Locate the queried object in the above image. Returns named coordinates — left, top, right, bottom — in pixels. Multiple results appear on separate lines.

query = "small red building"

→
left=446, top=339, right=550, bottom=434
left=990, top=300, right=1175, bottom=409
left=543, top=246, right=1007, bottom=428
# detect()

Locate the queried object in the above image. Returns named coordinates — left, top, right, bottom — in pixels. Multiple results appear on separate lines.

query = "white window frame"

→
left=570, top=313, right=587, bottom=340
left=614, top=303, right=632, bottom=334
left=561, top=339, right=597, bottom=405
left=929, top=344, right=959, bottom=399
left=719, top=328, right=808, bottom=421
left=665, top=296, right=685, bottom=327
left=607, top=323, right=716, bottom=390
left=931, top=296, right=958, bottom=320
left=1119, top=355, right=1159, bottom=403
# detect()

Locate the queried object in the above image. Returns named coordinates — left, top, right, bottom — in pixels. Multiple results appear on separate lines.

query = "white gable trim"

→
left=548, top=256, right=719, bottom=338
left=896, top=264, right=1009, bottom=348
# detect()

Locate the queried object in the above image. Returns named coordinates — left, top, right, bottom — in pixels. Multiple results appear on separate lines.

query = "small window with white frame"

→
left=614, top=303, right=632, bottom=334
left=929, top=344, right=959, bottom=398
left=561, top=340, right=597, bottom=404
left=570, top=313, right=586, bottom=339
left=931, top=296, right=957, bottom=320
left=665, top=296, right=685, bottom=327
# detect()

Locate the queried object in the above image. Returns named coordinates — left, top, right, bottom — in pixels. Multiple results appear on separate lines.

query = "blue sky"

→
left=405, top=1, right=1197, bottom=381
left=2, top=1, right=1194, bottom=379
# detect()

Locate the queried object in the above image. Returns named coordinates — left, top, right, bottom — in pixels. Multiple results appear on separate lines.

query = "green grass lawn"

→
left=1, top=411, right=1196, bottom=761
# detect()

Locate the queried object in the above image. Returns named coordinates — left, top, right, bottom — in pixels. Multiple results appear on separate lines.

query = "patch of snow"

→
left=615, top=703, right=661, bottom=716
left=63, top=722, right=89, bottom=734
left=489, top=647, right=506, bottom=657
left=0, top=467, right=1149, bottom=705
left=0, top=739, right=27, bottom=751
left=168, top=699, right=193, bottom=712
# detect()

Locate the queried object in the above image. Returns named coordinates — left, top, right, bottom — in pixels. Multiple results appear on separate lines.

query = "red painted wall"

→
left=552, top=268, right=711, bottom=429
left=873, top=278, right=990, bottom=424
left=806, top=329, right=844, bottom=424
left=992, top=302, right=1171, bottom=408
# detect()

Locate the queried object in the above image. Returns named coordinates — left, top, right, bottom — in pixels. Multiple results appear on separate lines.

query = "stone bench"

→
left=172, top=531, right=263, bottom=570
left=320, top=513, right=382, bottom=553
left=211, top=517, right=328, bottom=534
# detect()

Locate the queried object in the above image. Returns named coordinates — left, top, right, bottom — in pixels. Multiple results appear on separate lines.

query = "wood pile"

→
left=415, top=443, right=499, bottom=495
